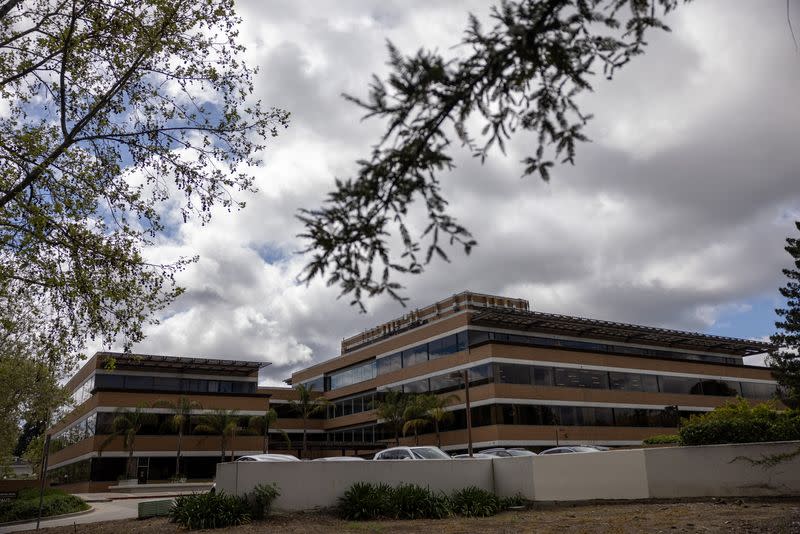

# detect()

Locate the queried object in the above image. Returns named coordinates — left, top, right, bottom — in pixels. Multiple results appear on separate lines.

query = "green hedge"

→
left=642, top=434, right=681, bottom=445
left=0, top=488, right=89, bottom=523
left=678, top=400, right=800, bottom=446
left=338, top=483, right=525, bottom=520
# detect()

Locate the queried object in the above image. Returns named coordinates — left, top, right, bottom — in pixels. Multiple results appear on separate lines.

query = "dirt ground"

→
left=22, top=497, right=800, bottom=534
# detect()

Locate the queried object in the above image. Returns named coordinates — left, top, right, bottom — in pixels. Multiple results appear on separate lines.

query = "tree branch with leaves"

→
left=299, top=0, right=687, bottom=310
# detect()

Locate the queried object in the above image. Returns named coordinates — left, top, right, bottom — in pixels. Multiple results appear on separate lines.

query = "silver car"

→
left=373, top=446, right=450, bottom=460
left=538, top=446, right=599, bottom=455
left=236, top=453, right=300, bottom=462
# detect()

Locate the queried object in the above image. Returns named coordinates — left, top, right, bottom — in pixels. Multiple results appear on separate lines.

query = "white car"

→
left=481, top=447, right=537, bottom=457
left=312, top=456, right=365, bottom=461
left=452, top=453, right=495, bottom=459
left=538, top=446, right=598, bottom=455
left=373, top=446, right=450, bottom=460
left=236, top=453, right=300, bottom=462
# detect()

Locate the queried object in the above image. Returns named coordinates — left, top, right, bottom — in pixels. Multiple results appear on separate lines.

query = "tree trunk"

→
left=127, top=449, right=135, bottom=479
left=175, top=425, right=183, bottom=477
left=302, top=415, right=307, bottom=458
left=435, top=420, right=441, bottom=448
left=394, top=424, right=400, bottom=446
left=263, top=420, right=269, bottom=453
left=414, top=428, right=419, bottom=445
left=230, top=428, right=236, bottom=462
left=220, top=435, right=226, bottom=463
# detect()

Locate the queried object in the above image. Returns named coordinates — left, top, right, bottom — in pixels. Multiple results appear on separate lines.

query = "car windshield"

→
left=410, top=447, right=450, bottom=459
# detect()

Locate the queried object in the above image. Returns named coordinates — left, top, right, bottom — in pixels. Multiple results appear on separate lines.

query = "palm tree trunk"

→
left=435, top=420, right=441, bottom=448
left=394, top=425, right=400, bottom=446
left=302, top=415, right=307, bottom=458
left=230, top=428, right=236, bottom=462
left=175, top=425, right=183, bottom=477
left=128, top=448, right=135, bottom=479
left=263, top=420, right=269, bottom=453
left=220, top=435, right=226, bottom=462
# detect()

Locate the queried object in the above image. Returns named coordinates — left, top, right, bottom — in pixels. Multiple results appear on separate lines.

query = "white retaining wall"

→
left=216, top=441, right=800, bottom=510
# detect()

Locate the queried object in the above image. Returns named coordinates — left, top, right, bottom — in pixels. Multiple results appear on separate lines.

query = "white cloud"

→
left=118, top=0, right=798, bottom=383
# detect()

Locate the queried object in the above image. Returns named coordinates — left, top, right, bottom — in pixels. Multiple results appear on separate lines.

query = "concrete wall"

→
left=532, top=448, right=650, bottom=501
left=645, top=441, right=800, bottom=498
left=220, top=458, right=494, bottom=511
left=216, top=441, right=800, bottom=510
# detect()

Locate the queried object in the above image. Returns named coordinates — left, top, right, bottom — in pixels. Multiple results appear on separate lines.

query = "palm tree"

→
left=425, top=393, right=459, bottom=448
left=288, top=384, right=327, bottom=458
left=153, top=396, right=202, bottom=478
left=99, top=404, right=156, bottom=479
left=403, top=394, right=434, bottom=445
left=375, top=390, right=409, bottom=446
left=194, top=409, right=241, bottom=462
left=247, top=406, right=290, bottom=453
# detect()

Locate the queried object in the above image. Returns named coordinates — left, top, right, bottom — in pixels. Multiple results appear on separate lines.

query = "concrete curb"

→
left=0, top=504, right=94, bottom=527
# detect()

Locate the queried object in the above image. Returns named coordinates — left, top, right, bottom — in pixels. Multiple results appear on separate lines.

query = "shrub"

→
left=450, top=486, right=500, bottom=517
left=339, top=483, right=521, bottom=520
left=338, top=482, right=392, bottom=520
left=246, top=483, right=280, bottom=520
left=678, top=400, right=800, bottom=446
left=0, top=488, right=88, bottom=523
left=169, top=491, right=250, bottom=530
left=643, top=434, right=681, bottom=445
left=499, top=493, right=527, bottom=509
left=389, top=483, right=451, bottom=520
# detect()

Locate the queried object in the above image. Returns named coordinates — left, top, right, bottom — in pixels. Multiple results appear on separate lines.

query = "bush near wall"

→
left=643, top=434, right=681, bottom=445
left=338, top=482, right=525, bottom=520
left=169, top=484, right=281, bottom=530
left=678, top=400, right=800, bottom=446
left=0, top=488, right=88, bottom=523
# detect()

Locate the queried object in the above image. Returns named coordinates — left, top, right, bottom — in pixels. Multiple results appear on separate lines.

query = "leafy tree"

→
left=288, top=384, right=327, bottom=457
left=194, top=409, right=241, bottom=462
left=99, top=404, right=156, bottom=479
left=153, top=396, right=202, bottom=478
left=0, top=352, right=66, bottom=466
left=299, top=0, right=687, bottom=309
left=374, top=390, right=409, bottom=446
left=0, top=0, right=289, bottom=374
left=770, top=221, right=800, bottom=408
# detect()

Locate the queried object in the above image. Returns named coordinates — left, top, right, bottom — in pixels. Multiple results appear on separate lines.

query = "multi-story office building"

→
left=46, top=352, right=323, bottom=492
left=49, top=291, right=778, bottom=490
left=290, top=292, right=777, bottom=451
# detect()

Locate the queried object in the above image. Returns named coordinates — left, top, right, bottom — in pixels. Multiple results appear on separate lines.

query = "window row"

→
left=72, top=375, right=95, bottom=406
left=495, top=362, right=776, bottom=399
left=468, top=330, right=739, bottom=365
left=51, top=413, right=97, bottom=452
left=328, top=391, right=376, bottom=419
left=435, top=403, right=702, bottom=431
left=94, top=374, right=257, bottom=394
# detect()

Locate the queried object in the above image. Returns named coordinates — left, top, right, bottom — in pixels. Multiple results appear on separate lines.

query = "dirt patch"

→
left=20, top=497, right=800, bottom=534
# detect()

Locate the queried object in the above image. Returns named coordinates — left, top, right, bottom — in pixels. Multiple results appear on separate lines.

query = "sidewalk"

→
left=0, top=495, right=179, bottom=533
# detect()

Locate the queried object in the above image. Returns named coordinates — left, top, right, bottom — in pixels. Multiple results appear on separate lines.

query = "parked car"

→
left=477, top=448, right=513, bottom=457
left=479, top=447, right=537, bottom=457
left=312, top=456, right=366, bottom=461
left=452, top=453, right=495, bottom=459
left=584, top=445, right=611, bottom=451
left=538, top=446, right=599, bottom=455
left=373, top=446, right=451, bottom=460
left=236, top=453, right=300, bottom=462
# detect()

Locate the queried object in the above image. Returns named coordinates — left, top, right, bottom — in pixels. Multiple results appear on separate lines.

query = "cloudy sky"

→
left=124, top=0, right=800, bottom=384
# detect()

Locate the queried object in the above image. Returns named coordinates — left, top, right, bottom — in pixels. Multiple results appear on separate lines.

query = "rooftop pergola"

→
left=96, top=352, right=268, bottom=377
left=469, top=308, right=772, bottom=357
